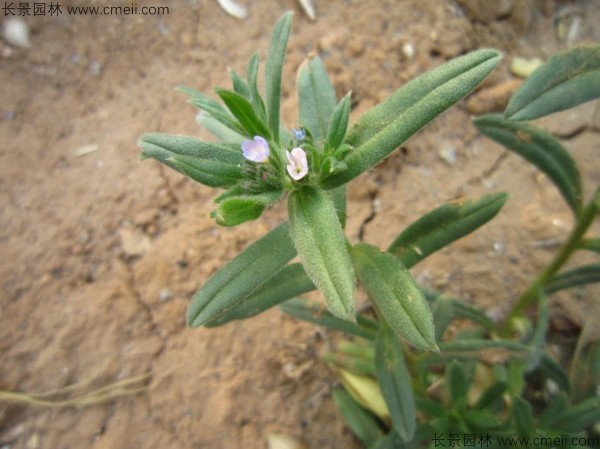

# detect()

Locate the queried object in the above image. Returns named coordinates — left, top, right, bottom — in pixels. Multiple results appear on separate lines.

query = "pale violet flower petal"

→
left=286, top=147, right=308, bottom=181
left=241, top=136, right=270, bottom=162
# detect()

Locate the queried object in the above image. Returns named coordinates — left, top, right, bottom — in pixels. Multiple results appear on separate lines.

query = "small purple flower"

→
left=286, top=147, right=309, bottom=181
left=241, top=136, right=270, bottom=163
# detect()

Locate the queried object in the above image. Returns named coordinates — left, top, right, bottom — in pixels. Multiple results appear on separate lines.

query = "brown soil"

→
left=1, top=1, right=599, bottom=448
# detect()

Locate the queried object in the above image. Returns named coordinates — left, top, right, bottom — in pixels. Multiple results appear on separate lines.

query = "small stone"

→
left=119, top=228, right=152, bottom=257
left=401, top=42, right=415, bottom=60
left=2, top=18, right=31, bottom=48
left=438, top=145, right=457, bottom=165
left=159, top=289, right=173, bottom=302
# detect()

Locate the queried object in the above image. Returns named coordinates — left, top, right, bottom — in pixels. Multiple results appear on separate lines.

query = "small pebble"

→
left=401, top=42, right=415, bottom=59
left=2, top=17, right=31, bottom=48
left=159, top=289, right=173, bottom=301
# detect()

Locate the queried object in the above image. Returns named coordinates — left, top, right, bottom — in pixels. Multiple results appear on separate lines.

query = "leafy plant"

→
left=140, top=12, right=600, bottom=448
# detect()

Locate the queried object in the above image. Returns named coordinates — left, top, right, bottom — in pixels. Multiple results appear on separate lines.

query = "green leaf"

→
left=333, top=389, right=383, bottom=447
left=326, top=92, right=352, bottom=150
left=511, top=396, right=533, bottom=437
left=288, top=186, right=356, bottom=321
left=265, top=11, right=293, bottom=143
left=553, top=396, right=600, bottom=432
left=139, top=133, right=244, bottom=188
left=196, top=111, right=246, bottom=144
left=462, top=410, right=502, bottom=430
left=474, top=114, right=582, bottom=214
left=431, top=294, right=453, bottom=341
left=322, top=49, right=502, bottom=188
left=375, top=325, right=416, bottom=442
left=447, top=361, right=469, bottom=405
left=422, top=288, right=497, bottom=332
left=474, top=381, right=507, bottom=410
left=578, top=238, right=600, bottom=254
left=544, top=264, right=600, bottom=294
left=279, top=298, right=376, bottom=340
left=211, top=190, right=283, bottom=227
left=186, top=223, right=296, bottom=327
left=178, top=86, right=245, bottom=135
left=329, top=185, right=347, bottom=228
left=505, top=44, right=600, bottom=120
left=526, top=288, right=548, bottom=372
left=539, top=352, right=570, bottom=394
left=538, top=393, right=568, bottom=430
left=437, top=339, right=531, bottom=355
left=246, top=52, right=267, bottom=122
left=297, top=55, right=338, bottom=144
left=387, top=193, right=508, bottom=268
left=351, top=243, right=438, bottom=351
left=205, top=263, right=313, bottom=327
left=216, top=89, right=271, bottom=138
left=228, top=67, right=250, bottom=98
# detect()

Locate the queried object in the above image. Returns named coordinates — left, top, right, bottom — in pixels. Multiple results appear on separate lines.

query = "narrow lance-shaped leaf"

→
left=332, top=389, right=383, bottom=447
left=139, top=133, right=245, bottom=188
left=216, top=89, right=271, bottom=138
left=196, top=111, right=246, bottom=144
left=288, top=186, right=356, bottom=321
left=326, top=92, right=352, bottom=150
left=505, top=44, right=600, bottom=120
left=351, top=243, right=438, bottom=351
left=322, top=49, right=502, bottom=189
left=526, top=287, right=548, bottom=372
left=211, top=190, right=283, bottom=227
left=178, top=86, right=245, bottom=135
left=544, top=264, right=600, bottom=295
left=297, top=55, right=337, bottom=144
left=578, top=238, right=600, bottom=254
left=205, top=263, right=313, bottom=327
left=388, top=193, right=508, bottom=268
left=228, top=67, right=250, bottom=98
left=265, top=11, right=293, bottom=143
left=279, top=298, right=376, bottom=340
left=474, top=114, right=582, bottom=214
left=246, top=52, right=267, bottom=122
left=375, top=325, right=416, bottom=442
left=552, top=397, right=600, bottom=433
left=186, top=223, right=296, bottom=327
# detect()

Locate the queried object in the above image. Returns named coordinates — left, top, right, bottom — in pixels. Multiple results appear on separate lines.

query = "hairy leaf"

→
left=351, top=243, right=437, bottom=351
left=323, top=49, right=502, bottom=188
left=388, top=193, right=509, bottom=267
left=332, top=389, right=383, bottom=447
left=211, top=190, right=283, bottom=227
left=265, top=12, right=293, bottom=142
left=297, top=55, right=337, bottom=144
left=474, top=114, right=582, bottom=214
left=288, top=186, right=356, bottom=321
left=216, top=89, right=270, bottom=138
left=279, top=298, right=376, bottom=340
left=505, top=44, right=600, bottom=120
left=186, top=223, right=296, bottom=327
left=205, top=263, right=313, bottom=327
left=375, top=325, right=416, bottom=442
left=139, top=133, right=244, bottom=187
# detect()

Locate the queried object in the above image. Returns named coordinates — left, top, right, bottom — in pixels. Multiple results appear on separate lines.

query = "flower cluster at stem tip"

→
left=241, top=134, right=308, bottom=181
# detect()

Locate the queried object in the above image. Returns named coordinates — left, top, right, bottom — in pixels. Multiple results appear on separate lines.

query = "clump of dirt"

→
left=1, top=1, right=598, bottom=448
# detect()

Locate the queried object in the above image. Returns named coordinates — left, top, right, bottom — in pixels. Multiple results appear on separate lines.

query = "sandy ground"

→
left=1, top=0, right=599, bottom=448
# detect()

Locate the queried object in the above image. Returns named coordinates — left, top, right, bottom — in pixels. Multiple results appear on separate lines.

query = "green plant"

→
left=139, top=12, right=600, bottom=448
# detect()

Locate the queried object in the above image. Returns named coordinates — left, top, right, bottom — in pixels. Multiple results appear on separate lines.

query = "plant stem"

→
left=503, top=187, right=599, bottom=334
